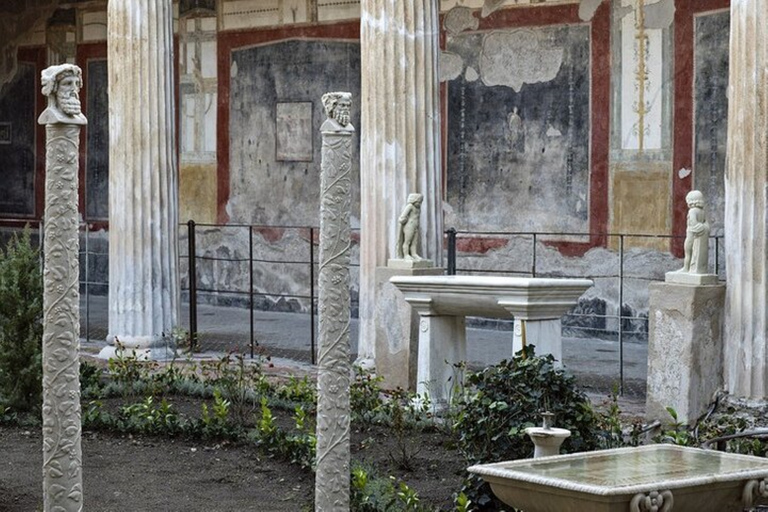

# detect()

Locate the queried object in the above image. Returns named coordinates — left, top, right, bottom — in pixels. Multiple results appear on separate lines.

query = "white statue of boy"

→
left=396, top=193, right=424, bottom=261
left=666, top=189, right=717, bottom=285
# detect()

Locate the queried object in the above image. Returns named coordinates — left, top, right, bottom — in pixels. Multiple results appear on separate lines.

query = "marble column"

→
left=723, top=0, right=768, bottom=397
left=101, top=0, right=180, bottom=359
left=315, top=92, right=354, bottom=511
left=38, top=63, right=87, bottom=512
left=358, top=0, right=443, bottom=363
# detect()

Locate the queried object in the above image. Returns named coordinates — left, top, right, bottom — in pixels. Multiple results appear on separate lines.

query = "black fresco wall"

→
left=85, top=59, right=109, bottom=220
left=229, top=40, right=361, bottom=226
left=446, top=25, right=591, bottom=233
left=694, top=10, right=729, bottom=236
left=0, top=63, right=36, bottom=216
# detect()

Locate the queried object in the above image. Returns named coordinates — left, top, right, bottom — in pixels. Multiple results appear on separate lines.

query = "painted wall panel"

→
left=445, top=24, right=591, bottom=233
left=85, top=59, right=109, bottom=220
left=0, top=63, right=35, bottom=216
left=229, top=39, right=361, bottom=226
left=693, top=10, right=729, bottom=236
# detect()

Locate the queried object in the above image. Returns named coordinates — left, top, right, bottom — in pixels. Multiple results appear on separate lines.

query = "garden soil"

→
left=0, top=419, right=466, bottom=511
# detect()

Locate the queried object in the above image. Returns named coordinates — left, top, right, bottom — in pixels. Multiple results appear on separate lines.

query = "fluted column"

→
left=102, top=0, right=179, bottom=358
left=723, top=0, right=768, bottom=397
left=358, top=0, right=443, bottom=362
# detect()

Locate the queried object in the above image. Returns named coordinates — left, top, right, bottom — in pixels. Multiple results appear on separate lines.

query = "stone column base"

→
left=646, top=282, right=725, bottom=424
left=373, top=265, right=444, bottom=390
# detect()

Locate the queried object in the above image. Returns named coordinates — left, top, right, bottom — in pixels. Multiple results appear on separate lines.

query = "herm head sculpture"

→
left=321, top=91, right=353, bottom=132
left=38, top=63, right=87, bottom=126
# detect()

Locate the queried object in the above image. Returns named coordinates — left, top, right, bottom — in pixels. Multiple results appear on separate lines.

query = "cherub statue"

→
left=680, top=190, right=709, bottom=274
left=396, top=193, right=424, bottom=260
left=38, top=63, right=87, bottom=126
left=320, top=91, right=353, bottom=132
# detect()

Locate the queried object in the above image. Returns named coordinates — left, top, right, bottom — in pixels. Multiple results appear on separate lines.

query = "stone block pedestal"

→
left=646, top=282, right=725, bottom=424
left=374, top=266, right=444, bottom=390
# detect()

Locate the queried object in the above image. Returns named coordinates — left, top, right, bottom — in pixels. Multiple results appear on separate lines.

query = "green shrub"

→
left=452, top=345, right=601, bottom=509
left=0, top=230, right=43, bottom=413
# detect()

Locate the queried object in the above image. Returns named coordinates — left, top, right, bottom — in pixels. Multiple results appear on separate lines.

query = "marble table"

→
left=469, top=444, right=768, bottom=512
left=389, top=275, right=593, bottom=409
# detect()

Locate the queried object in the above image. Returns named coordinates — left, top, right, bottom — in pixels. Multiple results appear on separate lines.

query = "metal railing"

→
left=444, top=228, right=725, bottom=395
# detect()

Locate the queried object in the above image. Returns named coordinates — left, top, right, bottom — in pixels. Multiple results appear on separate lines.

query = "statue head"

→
left=685, top=190, right=705, bottom=209
left=321, top=92, right=352, bottom=127
left=41, top=64, right=83, bottom=118
left=407, top=193, right=423, bottom=206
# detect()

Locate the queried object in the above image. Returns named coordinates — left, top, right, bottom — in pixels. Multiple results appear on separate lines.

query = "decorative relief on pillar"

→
left=315, top=91, right=354, bottom=511
left=629, top=489, right=673, bottom=512
left=742, top=478, right=768, bottom=509
left=38, top=63, right=86, bottom=512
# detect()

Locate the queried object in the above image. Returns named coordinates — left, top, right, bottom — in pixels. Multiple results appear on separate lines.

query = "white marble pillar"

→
left=723, top=0, right=768, bottom=397
left=315, top=92, right=354, bottom=511
left=358, top=0, right=444, bottom=363
left=39, top=64, right=87, bottom=512
left=102, top=0, right=180, bottom=359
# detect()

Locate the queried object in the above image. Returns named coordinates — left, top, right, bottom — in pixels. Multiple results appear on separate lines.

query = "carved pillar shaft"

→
left=315, top=107, right=354, bottom=511
left=42, top=124, right=83, bottom=512
left=723, top=0, right=768, bottom=397
left=104, top=0, right=179, bottom=356
left=358, top=0, right=443, bottom=361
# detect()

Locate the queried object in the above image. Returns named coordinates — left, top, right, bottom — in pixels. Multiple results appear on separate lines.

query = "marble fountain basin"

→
left=468, top=444, right=768, bottom=512
left=388, top=275, right=594, bottom=319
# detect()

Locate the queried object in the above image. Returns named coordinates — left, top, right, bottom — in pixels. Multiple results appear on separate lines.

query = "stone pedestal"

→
left=374, top=265, right=443, bottom=390
left=102, top=0, right=180, bottom=359
left=646, top=282, right=725, bottom=424
left=358, top=0, right=443, bottom=364
left=723, top=0, right=768, bottom=397
left=41, top=119, right=86, bottom=512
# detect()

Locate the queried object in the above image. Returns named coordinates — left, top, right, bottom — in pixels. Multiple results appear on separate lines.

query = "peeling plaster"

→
left=444, top=6, right=479, bottom=35
left=440, top=51, right=464, bottom=82
left=481, top=0, right=507, bottom=18
left=546, top=125, right=562, bottom=137
left=616, top=4, right=633, bottom=19
left=465, top=66, right=479, bottom=82
left=479, top=30, right=563, bottom=92
left=644, top=0, right=675, bottom=29
left=578, top=0, right=602, bottom=21
left=678, top=168, right=692, bottom=179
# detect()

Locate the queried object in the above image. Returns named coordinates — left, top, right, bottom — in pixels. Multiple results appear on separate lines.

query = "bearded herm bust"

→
left=38, top=63, right=87, bottom=126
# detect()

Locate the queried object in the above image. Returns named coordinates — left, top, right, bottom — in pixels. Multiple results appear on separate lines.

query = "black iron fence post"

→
left=447, top=228, right=456, bottom=275
left=187, top=220, right=198, bottom=351
left=309, top=227, right=316, bottom=364
left=618, top=234, right=625, bottom=396
left=249, top=225, right=255, bottom=359
left=532, top=233, right=538, bottom=277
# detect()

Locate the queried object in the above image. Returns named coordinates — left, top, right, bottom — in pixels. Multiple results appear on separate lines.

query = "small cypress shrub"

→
left=0, top=229, right=43, bottom=413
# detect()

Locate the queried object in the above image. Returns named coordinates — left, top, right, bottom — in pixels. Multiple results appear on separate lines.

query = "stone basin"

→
left=388, top=275, right=594, bottom=319
left=468, top=444, right=768, bottom=512
left=390, top=275, right=593, bottom=409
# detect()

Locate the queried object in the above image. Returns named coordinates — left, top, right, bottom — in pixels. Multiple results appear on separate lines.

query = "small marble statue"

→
left=666, top=190, right=717, bottom=285
left=38, top=63, right=87, bottom=126
left=396, top=193, right=424, bottom=260
left=321, top=91, right=353, bottom=132
left=681, top=190, right=710, bottom=274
